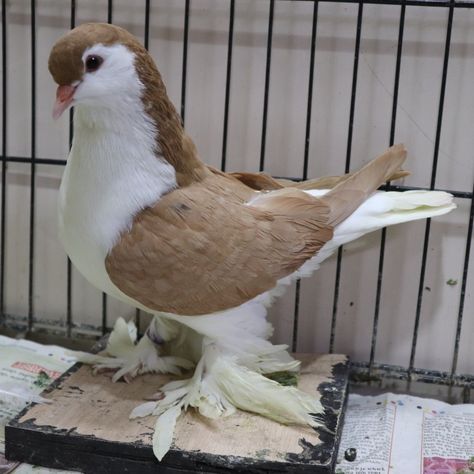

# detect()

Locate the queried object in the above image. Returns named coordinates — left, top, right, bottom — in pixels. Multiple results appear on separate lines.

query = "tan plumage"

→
left=230, top=167, right=409, bottom=191
left=105, top=146, right=406, bottom=315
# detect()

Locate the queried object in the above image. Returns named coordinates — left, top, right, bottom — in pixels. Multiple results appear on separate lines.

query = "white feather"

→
left=59, top=44, right=177, bottom=300
left=130, top=401, right=157, bottom=419
left=153, top=404, right=181, bottom=461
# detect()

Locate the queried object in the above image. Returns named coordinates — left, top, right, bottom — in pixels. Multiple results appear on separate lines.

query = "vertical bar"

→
left=66, top=0, right=76, bottom=338
left=220, top=0, right=235, bottom=172
left=101, top=293, right=107, bottom=335
left=292, top=0, right=319, bottom=353
left=27, top=0, right=36, bottom=332
left=135, top=0, right=152, bottom=330
left=0, top=0, right=7, bottom=321
left=144, top=0, right=151, bottom=51
left=328, top=249, right=342, bottom=353
left=329, top=1, right=363, bottom=353
left=409, top=1, right=454, bottom=375
left=69, top=1, right=75, bottom=144
left=389, top=4, right=405, bottom=148
left=292, top=280, right=301, bottom=353
left=450, top=182, right=474, bottom=378
left=344, top=2, right=363, bottom=175
left=181, top=0, right=190, bottom=123
left=259, top=0, right=275, bottom=172
left=135, top=307, right=141, bottom=330
left=102, top=0, right=114, bottom=334
left=107, top=0, right=113, bottom=24
left=369, top=3, right=406, bottom=372
left=302, top=1, right=318, bottom=183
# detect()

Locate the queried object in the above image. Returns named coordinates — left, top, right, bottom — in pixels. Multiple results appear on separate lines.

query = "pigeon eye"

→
left=85, top=55, right=103, bottom=73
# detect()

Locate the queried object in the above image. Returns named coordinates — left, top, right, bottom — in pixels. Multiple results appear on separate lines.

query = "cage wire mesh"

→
left=0, top=0, right=473, bottom=398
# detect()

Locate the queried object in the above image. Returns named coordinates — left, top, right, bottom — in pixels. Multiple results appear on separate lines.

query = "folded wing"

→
left=105, top=145, right=406, bottom=316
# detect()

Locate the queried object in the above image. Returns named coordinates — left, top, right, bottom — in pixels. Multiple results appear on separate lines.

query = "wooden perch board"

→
left=6, top=353, right=348, bottom=474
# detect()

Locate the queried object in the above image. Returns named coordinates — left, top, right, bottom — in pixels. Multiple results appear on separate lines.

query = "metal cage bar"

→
left=99, top=0, right=115, bottom=335
left=0, top=0, right=7, bottom=323
left=0, top=0, right=472, bottom=395
left=134, top=0, right=152, bottom=330
left=369, top=3, right=406, bottom=374
left=220, top=0, right=235, bottom=172
left=259, top=0, right=275, bottom=173
left=66, top=0, right=76, bottom=338
left=27, top=0, right=37, bottom=333
left=181, top=0, right=190, bottom=123
left=329, top=1, right=364, bottom=354
left=450, top=175, right=474, bottom=379
left=409, top=0, right=455, bottom=376
left=291, top=0, right=319, bottom=353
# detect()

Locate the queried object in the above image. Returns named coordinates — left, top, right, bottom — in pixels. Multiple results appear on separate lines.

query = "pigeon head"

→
left=49, top=23, right=207, bottom=186
left=48, top=23, right=169, bottom=120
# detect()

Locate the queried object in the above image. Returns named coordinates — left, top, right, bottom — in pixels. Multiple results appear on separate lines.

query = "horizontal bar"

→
left=2, top=157, right=472, bottom=200
left=4, top=156, right=66, bottom=166
left=2, top=312, right=472, bottom=385
left=1, top=313, right=105, bottom=337
left=379, top=183, right=470, bottom=198
left=351, top=360, right=474, bottom=387
left=2, top=314, right=472, bottom=387
left=270, top=0, right=474, bottom=7
left=273, top=178, right=473, bottom=199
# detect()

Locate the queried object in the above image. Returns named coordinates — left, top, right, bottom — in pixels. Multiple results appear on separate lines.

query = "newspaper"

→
left=336, top=392, right=474, bottom=474
left=0, top=335, right=77, bottom=473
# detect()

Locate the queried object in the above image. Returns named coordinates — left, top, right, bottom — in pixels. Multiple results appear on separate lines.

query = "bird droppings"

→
left=349, top=372, right=381, bottom=383
left=344, top=447, right=357, bottom=462
left=33, top=371, right=52, bottom=389
left=265, top=371, right=299, bottom=386
left=446, top=278, right=458, bottom=286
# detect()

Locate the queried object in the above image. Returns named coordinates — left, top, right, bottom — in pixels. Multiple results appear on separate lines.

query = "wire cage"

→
left=0, top=0, right=473, bottom=402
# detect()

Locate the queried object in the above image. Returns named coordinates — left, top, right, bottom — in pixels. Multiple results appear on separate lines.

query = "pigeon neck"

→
left=134, top=55, right=210, bottom=187
left=147, top=94, right=210, bottom=187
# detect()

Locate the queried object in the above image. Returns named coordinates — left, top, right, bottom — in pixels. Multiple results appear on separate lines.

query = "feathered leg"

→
left=75, top=315, right=195, bottom=382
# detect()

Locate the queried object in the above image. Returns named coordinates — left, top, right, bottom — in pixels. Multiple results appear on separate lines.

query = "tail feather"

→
left=386, top=190, right=453, bottom=210
left=276, top=188, right=457, bottom=293
left=321, top=144, right=407, bottom=226
left=333, top=189, right=456, bottom=242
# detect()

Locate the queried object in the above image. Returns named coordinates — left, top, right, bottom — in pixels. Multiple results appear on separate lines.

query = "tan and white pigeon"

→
left=48, top=23, right=455, bottom=459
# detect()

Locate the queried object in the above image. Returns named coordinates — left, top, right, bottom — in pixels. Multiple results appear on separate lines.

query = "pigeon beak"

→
left=53, top=84, right=77, bottom=120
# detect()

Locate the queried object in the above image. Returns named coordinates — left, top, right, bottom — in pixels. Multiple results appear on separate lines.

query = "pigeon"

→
left=48, top=23, right=456, bottom=459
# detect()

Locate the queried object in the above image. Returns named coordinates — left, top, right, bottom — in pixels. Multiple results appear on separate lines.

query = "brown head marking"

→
left=48, top=23, right=142, bottom=86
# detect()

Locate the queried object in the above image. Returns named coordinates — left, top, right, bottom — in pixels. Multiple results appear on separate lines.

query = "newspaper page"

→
left=336, top=393, right=474, bottom=474
left=0, top=335, right=77, bottom=473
